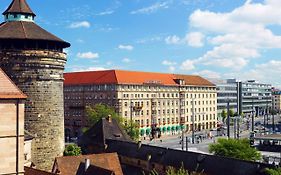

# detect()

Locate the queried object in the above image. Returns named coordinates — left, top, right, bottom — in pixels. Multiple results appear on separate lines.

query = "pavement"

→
left=142, top=115, right=281, bottom=155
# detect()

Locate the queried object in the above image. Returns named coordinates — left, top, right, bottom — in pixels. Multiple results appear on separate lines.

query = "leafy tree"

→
left=148, top=164, right=203, bottom=175
left=86, top=104, right=122, bottom=124
left=265, top=168, right=281, bottom=175
left=229, top=109, right=235, bottom=117
left=209, top=138, right=261, bottom=161
left=86, top=104, right=140, bottom=141
left=64, top=144, right=82, bottom=156
left=221, top=109, right=227, bottom=123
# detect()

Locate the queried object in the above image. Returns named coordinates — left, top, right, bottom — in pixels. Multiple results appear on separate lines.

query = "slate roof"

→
left=105, top=139, right=273, bottom=175
left=53, top=153, right=123, bottom=175
left=3, top=0, right=35, bottom=16
left=78, top=117, right=133, bottom=153
left=0, top=21, right=70, bottom=48
left=64, top=70, right=215, bottom=87
left=0, top=68, right=26, bottom=99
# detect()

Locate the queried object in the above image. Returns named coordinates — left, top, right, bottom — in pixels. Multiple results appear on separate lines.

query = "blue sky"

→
left=2, top=0, right=281, bottom=87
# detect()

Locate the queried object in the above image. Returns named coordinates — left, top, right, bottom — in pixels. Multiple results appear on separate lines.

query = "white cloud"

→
left=162, top=60, right=177, bottom=66
left=225, top=60, right=281, bottom=88
left=122, top=58, right=131, bottom=63
left=180, top=59, right=196, bottom=71
left=180, top=0, right=281, bottom=71
left=193, top=70, right=221, bottom=79
left=69, top=21, right=90, bottom=28
left=118, top=44, right=134, bottom=51
left=77, top=52, right=99, bottom=59
left=165, top=32, right=205, bottom=47
left=96, top=10, right=114, bottom=16
left=131, top=1, right=171, bottom=14
left=72, top=66, right=107, bottom=72
left=165, top=35, right=181, bottom=44
left=185, top=32, right=205, bottom=47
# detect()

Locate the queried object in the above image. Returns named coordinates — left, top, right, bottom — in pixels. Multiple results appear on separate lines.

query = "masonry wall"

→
left=0, top=50, right=67, bottom=171
left=0, top=100, right=25, bottom=175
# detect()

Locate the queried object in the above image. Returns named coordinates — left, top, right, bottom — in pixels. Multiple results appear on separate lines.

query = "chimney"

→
left=85, top=159, right=90, bottom=172
left=106, top=115, right=112, bottom=123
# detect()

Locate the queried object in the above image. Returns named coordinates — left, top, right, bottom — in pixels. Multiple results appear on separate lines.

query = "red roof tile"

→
left=24, top=166, right=56, bottom=175
left=0, top=68, right=27, bottom=99
left=53, top=153, right=123, bottom=175
left=64, top=70, right=215, bottom=87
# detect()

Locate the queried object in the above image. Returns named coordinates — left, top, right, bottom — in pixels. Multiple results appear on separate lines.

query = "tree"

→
left=229, top=109, right=235, bottom=117
left=209, top=138, right=261, bottom=161
left=221, top=109, right=227, bottom=123
left=86, top=104, right=140, bottom=141
left=64, top=144, right=82, bottom=156
left=265, top=168, right=281, bottom=175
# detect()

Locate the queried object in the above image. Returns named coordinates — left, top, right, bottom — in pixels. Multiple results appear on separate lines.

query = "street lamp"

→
left=227, top=100, right=230, bottom=138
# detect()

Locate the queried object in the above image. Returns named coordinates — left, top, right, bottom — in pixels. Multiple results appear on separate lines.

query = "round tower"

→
left=0, top=0, right=70, bottom=171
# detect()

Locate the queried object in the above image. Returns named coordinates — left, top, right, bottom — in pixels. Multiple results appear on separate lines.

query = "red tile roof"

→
left=3, top=0, right=35, bottom=16
left=0, top=68, right=27, bottom=99
left=24, top=166, right=56, bottom=175
left=53, top=153, right=123, bottom=175
left=64, top=70, right=215, bottom=87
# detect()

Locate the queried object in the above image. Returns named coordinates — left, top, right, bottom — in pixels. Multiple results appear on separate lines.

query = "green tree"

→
left=209, top=138, right=261, bottom=161
left=265, top=168, right=281, bottom=175
left=229, top=109, right=235, bottom=117
left=221, top=109, right=227, bottom=123
left=64, top=144, right=82, bottom=156
left=86, top=104, right=140, bottom=141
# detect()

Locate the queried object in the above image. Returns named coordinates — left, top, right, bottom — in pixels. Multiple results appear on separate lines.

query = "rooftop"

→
left=64, top=70, right=215, bottom=87
left=52, top=153, right=123, bottom=175
left=0, top=68, right=26, bottom=99
left=3, top=0, right=35, bottom=16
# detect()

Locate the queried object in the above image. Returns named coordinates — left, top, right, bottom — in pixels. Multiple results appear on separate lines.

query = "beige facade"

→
left=64, top=70, right=217, bottom=138
left=0, top=101, right=25, bottom=175
left=273, top=93, right=281, bottom=113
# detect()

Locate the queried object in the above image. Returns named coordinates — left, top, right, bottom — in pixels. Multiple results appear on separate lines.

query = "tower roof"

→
left=0, top=21, right=71, bottom=47
left=3, top=0, right=35, bottom=16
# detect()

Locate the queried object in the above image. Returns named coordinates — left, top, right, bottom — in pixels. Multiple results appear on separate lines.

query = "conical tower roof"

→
left=3, top=0, right=35, bottom=16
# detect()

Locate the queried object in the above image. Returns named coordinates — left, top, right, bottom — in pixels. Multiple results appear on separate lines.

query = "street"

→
left=143, top=115, right=281, bottom=155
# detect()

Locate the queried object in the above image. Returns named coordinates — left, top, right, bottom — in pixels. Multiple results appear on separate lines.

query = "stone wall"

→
left=0, top=49, right=67, bottom=171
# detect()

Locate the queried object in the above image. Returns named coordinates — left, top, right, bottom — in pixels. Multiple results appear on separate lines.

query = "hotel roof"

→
left=0, top=68, right=26, bottom=99
left=64, top=70, right=215, bottom=87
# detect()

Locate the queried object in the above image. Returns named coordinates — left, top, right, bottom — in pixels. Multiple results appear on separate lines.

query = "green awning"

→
left=167, top=126, right=171, bottom=131
left=176, top=126, right=180, bottom=131
left=171, top=126, right=175, bottom=131
left=140, top=129, right=145, bottom=136
left=180, top=125, right=186, bottom=130
left=146, top=128, right=151, bottom=134
left=162, top=127, right=167, bottom=132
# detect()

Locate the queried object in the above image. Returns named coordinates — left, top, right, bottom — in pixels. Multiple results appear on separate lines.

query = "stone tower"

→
left=0, top=0, right=70, bottom=171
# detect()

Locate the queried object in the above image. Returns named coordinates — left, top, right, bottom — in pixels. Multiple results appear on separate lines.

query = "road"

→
left=143, top=114, right=281, bottom=155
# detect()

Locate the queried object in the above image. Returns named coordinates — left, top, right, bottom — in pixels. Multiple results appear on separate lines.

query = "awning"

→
left=146, top=128, right=151, bottom=134
left=167, top=126, right=171, bottom=131
left=171, top=126, right=175, bottom=131
left=176, top=126, right=180, bottom=131
left=140, top=129, right=145, bottom=136
left=162, top=127, right=167, bottom=132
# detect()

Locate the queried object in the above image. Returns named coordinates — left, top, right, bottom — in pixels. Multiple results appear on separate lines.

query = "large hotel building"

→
left=64, top=70, right=217, bottom=138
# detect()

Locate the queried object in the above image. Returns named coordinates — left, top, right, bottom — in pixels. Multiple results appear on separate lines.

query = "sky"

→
left=2, top=0, right=281, bottom=88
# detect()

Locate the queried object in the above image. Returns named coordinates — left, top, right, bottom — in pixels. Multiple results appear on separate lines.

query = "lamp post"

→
left=251, top=97, right=254, bottom=132
left=227, top=100, right=230, bottom=138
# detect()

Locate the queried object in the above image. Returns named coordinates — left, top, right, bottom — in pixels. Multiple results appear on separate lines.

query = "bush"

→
left=64, top=144, right=82, bottom=156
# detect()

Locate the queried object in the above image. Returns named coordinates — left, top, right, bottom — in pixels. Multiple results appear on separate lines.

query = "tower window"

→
left=13, top=14, right=17, bottom=18
left=25, top=15, right=29, bottom=19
